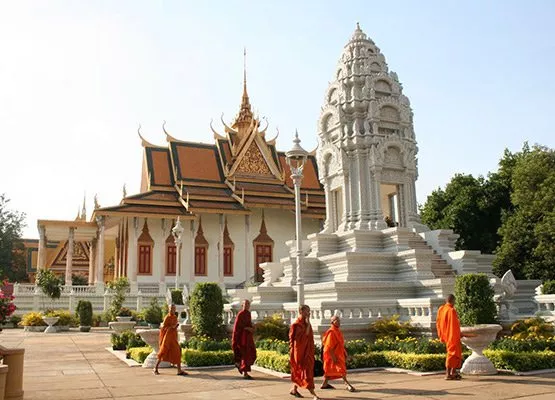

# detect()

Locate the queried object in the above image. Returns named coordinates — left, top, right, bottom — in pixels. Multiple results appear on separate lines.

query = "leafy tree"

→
left=35, top=269, right=63, bottom=310
left=493, top=144, right=555, bottom=280
left=106, top=277, right=130, bottom=321
left=189, top=282, right=224, bottom=338
left=0, top=194, right=27, bottom=282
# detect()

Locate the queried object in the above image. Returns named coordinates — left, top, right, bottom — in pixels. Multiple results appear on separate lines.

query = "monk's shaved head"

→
left=446, top=294, right=455, bottom=304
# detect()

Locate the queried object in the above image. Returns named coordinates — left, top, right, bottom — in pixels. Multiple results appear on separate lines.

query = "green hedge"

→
left=485, top=350, right=555, bottom=372
left=127, top=347, right=152, bottom=363
left=182, top=349, right=234, bottom=367
left=255, top=350, right=290, bottom=373
left=181, top=336, right=231, bottom=351
left=382, top=351, right=446, bottom=372
left=346, top=352, right=388, bottom=369
left=489, top=337, right=555, bottom=352
left=256, top=338, right=289, bottom=354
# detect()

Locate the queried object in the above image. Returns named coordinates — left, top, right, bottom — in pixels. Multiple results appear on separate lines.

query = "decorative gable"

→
left=235, top=141, right=272, bottom=176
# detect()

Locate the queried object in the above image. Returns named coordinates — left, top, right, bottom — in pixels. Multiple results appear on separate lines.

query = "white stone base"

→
left=460, top=352, right=498, bottom=375
left=142, top=351, right=171, bottom=369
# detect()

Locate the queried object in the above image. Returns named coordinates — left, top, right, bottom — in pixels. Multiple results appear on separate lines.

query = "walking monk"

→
left=436, top=294, right=465, bottom=380
left=321, top=316, right=356, bottom=392
left=232, top=299, right=256, bottom=379
left=289, top=305, right=321, bottom=400
left=154, top=304, right=186, bottom=376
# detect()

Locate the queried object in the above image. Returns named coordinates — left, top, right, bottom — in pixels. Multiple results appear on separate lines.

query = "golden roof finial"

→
left=81, top=193, right=86, bottom=220
left=233, top=47, right=253, bottom=130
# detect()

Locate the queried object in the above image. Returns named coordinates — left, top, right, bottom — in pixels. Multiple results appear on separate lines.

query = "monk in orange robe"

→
left=232, top=299, right=256, bottom=379
left=321, top=316, right=355, bottom=392
left=154, top=304, right=186, bottom=376
left=289, top=305, right=321, bottom=400
left=436, top=294, right=465, bottom=380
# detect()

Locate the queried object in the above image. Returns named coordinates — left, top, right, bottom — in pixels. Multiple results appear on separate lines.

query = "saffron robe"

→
left=322, top=324, right=347, bottom=379
left=289, top=317, right=315, bottom=390
left=436, top=303, right=462, bottom=369
left=158, top=313, right=182, bottom=365
left=232, top=309, right=257, bottom=373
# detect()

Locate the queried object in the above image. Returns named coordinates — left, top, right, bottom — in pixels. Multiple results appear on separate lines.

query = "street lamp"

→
left=286, top=130, right=308, bottom=308
left=171, top=217, right=184, bottom=290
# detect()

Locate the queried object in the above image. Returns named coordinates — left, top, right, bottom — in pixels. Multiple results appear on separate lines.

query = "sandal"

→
left=243, top=374, right=253, bottom=380
left=320, top=383, right=335, bottom=389
left=346, top=385, right=356, bottom=392
left=445, top=375, right=455, bottom=380
left=153, top=370, right=160, bottom=375
left=177, top=371, right=188, bottom=376
left=289, top=391, right=304, bottom=398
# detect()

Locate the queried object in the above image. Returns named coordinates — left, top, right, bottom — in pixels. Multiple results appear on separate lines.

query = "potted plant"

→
left=143, top=298, right=163, bottom=328
left=76, top=300, right=93, bottom=332
left=106, top=277, right=130, bottom=321
left=35, top=269, right=63, bottom=332
left=116, top=307, right=133, bottom=322
left=455, top=273, right=501, bottom=375
left=19, top=312, right=47, bottom=332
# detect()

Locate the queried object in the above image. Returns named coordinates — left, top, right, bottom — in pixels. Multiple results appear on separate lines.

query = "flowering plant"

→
left=0, top=280, right=17, bottom=325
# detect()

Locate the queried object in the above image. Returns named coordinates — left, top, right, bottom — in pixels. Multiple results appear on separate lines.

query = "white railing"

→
left=535, top=294, right=555, bottom=316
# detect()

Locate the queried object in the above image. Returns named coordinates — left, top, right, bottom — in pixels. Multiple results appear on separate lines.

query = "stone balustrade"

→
left=535, top=294, right=555, bottom=322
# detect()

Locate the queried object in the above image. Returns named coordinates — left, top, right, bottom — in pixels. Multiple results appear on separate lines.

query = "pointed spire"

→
left=352, top=21, right=369, bottom=41
left=233, top=48, right=253, bottom=129
left=122, top=184, right=127, bottom=199
left=81, top=193, right=86, bottom=220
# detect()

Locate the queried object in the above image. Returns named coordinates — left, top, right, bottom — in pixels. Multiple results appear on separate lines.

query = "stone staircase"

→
left=408, top=232, right=456, bottom=278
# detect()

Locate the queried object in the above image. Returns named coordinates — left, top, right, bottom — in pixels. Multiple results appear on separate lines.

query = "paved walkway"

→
left=1, top=329, right=554, bottom=400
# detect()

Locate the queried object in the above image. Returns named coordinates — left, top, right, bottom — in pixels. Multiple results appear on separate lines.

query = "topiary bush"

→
left=454, top=273, right=497, bottom=326
left=189, top=282, right=224, bottom=338
left=254, top=314, right=289, bottom=341
left=127, top=346, right=152, bottom=363
left=171, top=289, right=184, bottom=305
left=254, top=350, right=291, bottom=373
left=143, top=298, right=163, bottom=326
left=182, top=349, right=233, bottom=367
left=542, top=280, right=555, bottom=295
left=76, top=300, right=93, bottom=327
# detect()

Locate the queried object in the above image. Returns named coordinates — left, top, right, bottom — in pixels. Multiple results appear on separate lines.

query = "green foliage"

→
left=36, top=269, right=62, bottom=302
left=256, top=338, right=289, bottom=354
left=118, top=307, right=132, bottom=317
left=489, top=336, right=555, bottom=352
left=45, top=309, right=78, bottom=327
left=0, top=194, right=27, bottom=282
left=9, top=314, right=21, bottom=325
left=382, top=351, right=447, bottom=372
left=420, top=174, right=508, bottom=253
left=346, top=352, right=389, bottom=369
left=76, top=300, right=93, bottom=326
left=171, top=289, right=184, bottom=305
left=181, top=335, right=231, bottom=351
left=542, top=280, right=555, bottom=294
left=494, top=144, right=555, bottom=280
left=510, top=317, right=555, bottom=340
left=143, top=298, right=163, bottom=325
left=484, top=349, right=555, bottom=372
left=71, top=273, right=88, bottom=286
left=106, top=277, right=130, bottom=321
left=19, top=312, right=46, bottom=326
left=189, top=282, right=224, bottom=338
left=182, top=349, right=234, bottom=367
left=254, top=350, right=290, bottom=373
left=111, top=330, right=146, bottom=351
left=368, top=315, right=415, bottom=340
left=127, top=346, right=152, bottom=363
left=454, top=273, right=497, bottom=326
left=254, top=314, right=289, bottom=341
left=344, top=339, right=370, bottom=355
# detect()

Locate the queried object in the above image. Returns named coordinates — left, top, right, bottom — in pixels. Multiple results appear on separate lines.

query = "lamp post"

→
left=171, top=217, right=184, bottom=290
left=286, top=131, right=308, bottom=308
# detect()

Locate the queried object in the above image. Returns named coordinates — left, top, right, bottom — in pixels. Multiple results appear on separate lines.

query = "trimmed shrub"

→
left=111, top=330, right=146, bottom=350
left=19, top=312, right=46, bottom=326
left=254, top=314, right=289, bottom=341
left=182, top=349, right=234, bottom=367
left=127, top=346, right=152, bottom=363
left=76, top=300, right=93, bottom=327
left=542, top=280, right=555, bottom=295
left=345, top=339, right=370, bottom=356
left=181, top=335, right=231, bottom=351
left=489, top=336, right=555, bottom=352
left=256, top=338, right=289, bottom=355
left=143, top=298, right=163, bottom=325
left=369, top=315, right=414, bottom=340
left=454, top=273, right=497, bottom=326
left=171, top=289, right=184, bottom=305
left=46, top=309, right=78, bottom=327
left=346, top=352, right=389, bottom=369
left=484, top=349, right=555, bottom=372
left=383, top=351, right=446, bottom=372
left=510, top=317, right=555, bottom=340
left=255, top=350, right=290, bottom=373
left=189, top=283, right=224, bottom=338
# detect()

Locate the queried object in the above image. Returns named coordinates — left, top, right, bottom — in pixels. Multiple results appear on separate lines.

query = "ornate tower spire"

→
left=233, top=48, right=253, bottom=131
left=80, top=193, right=87, bottom=220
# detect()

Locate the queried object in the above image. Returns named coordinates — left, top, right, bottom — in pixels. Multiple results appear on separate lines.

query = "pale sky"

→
left=1, top=0, right=554, bottom=238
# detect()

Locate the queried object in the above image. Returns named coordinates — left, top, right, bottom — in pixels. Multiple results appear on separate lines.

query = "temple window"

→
left=194, top=217, right=208, bottom=276
left=137, top=220, right=153, bottom=275
left=165, top=232, right=176, bottom=275
left=252, top=212, right=273, bottom=283
left=222, top=217, right=234, bottom=276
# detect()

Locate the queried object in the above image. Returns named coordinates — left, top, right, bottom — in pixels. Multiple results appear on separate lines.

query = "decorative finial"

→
left=122, top=184, right=127, bottom=199
left=94, top=194, right=100, bottom=209
left=243, top=47, right=247, bottom=95
left=356, top=22, right=360, bottom=30
left=81, top=193, right=86, bottom=220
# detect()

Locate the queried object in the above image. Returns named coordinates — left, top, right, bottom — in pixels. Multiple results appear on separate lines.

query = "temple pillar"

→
left=127, top=217, right=138, bottom=284
left=37, top=225, right=46, bottom=271
left=322, top=182, right=332, bottom=233
left=244, top=215, right=250, bottom=282
left=95, top=216, right=105, bottom=289
left=189, top=219, right=196, bottom=289
left=342, top=172, right=351, bottom=232
left=371, top=169, right=387, bottom=230
left=218, top=214, right=225, bottom=287
left=65, top=227, right=74, bottom=286
left=88, top=238, right=96, bottom=285
left=348, top=152, right=360, bottom=230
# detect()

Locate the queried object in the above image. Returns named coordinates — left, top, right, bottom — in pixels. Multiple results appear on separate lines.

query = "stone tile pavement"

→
left=1, top=328, right=554, bottom=399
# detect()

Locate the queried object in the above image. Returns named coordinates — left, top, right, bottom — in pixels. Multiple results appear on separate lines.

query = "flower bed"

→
left=484, top=350, right=555, bottom=372
left=127, top=346, right=152, bottom=363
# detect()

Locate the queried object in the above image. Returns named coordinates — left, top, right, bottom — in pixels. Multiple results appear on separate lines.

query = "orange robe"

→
left=436, top=303, right=462, bottom=369
left=158, top=313, right=181, bottom=365
left=232, top=309, right=257, bottom=373
left=322, top=325, right=346, bottom=379
left=289, top=317, right=315, bottom=390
